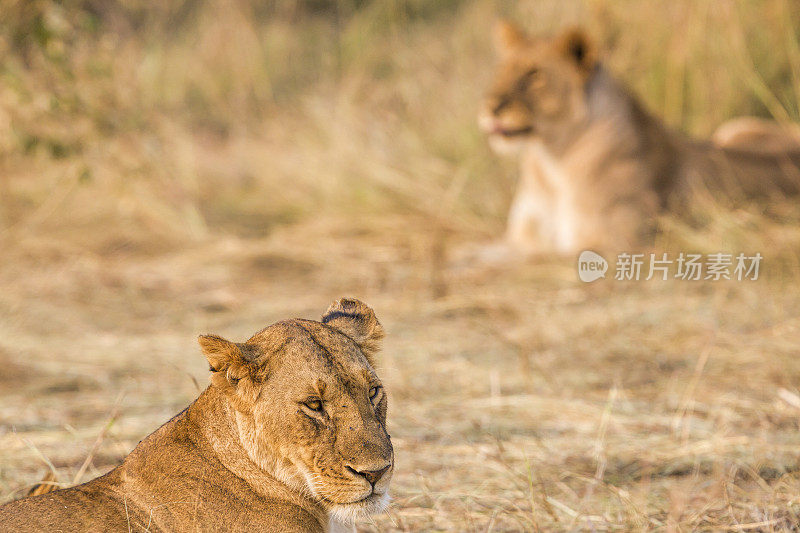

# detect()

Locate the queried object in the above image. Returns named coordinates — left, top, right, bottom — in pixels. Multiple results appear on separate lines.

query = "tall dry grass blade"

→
left=781, top=0, right=800, bottom=119
left=17, top=435, right=58, bottom=479
left=73, top=392, right=124, bottom=486
left=727, top=1, right=793, bottom=123
left=671, top=343, right=713, bottom=441
left=524, top=457, right=541, bottom=533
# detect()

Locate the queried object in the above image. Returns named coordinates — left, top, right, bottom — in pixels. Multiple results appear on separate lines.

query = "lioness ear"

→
left=557, top=27, right=597, bottom=73
left=321, top=298, right=385, bottom=364
left=200, top=334, right=242, bottom=373
left=494, top=20, right=528, bottom=56
left=198, top=334, right=261, bottom=403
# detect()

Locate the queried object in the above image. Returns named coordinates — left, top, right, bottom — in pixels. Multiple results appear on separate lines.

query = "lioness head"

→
left=198, top=298, right=392, bottom=523
left=479, top=22, right=598, bottom=153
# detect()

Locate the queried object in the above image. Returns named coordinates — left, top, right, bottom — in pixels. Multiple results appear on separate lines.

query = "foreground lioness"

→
left=480, top=22, right=800, bottom=254
left=0, top=298, right=393, bottom=532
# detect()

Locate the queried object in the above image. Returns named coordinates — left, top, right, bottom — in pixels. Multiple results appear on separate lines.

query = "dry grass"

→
left=2, top=0, right=800, bottom=531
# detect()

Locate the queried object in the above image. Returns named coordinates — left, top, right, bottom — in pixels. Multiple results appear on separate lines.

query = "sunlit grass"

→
left=2, top=1, right=800, bottom=531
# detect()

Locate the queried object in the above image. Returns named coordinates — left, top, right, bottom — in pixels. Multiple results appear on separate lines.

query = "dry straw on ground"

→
left=1, top=1, right=800, bottom=531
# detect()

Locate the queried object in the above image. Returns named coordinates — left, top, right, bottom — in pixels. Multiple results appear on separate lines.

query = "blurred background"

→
left=1, top=0, right=800, bottom=530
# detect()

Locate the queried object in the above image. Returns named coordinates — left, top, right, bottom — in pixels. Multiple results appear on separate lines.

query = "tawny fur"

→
left=712, top=116, right=800, bottom=153
left=0, top=298, right=393, bottom=533
left=480, top=23, right=800, bottom=255
left=25, top=472, right=58, bottom=498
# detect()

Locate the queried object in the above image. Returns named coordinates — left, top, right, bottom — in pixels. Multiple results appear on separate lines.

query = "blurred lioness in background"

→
left=479, top=22, right=800, bottom=256
left=0, top=298, right=392, bottom=533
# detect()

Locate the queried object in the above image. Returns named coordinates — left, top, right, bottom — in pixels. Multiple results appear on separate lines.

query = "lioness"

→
left=0, top=298, right=393, bottom=533
left=479, top=22, right=800, bottom=255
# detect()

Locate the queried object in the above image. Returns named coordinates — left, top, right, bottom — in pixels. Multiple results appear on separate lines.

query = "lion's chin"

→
left=488, top=131, right=532, bottom=155
left=324, top=492, right=391, bottom=524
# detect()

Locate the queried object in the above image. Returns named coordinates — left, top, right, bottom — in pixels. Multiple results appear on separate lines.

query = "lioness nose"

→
left=347, top=464, right=391, bottom=485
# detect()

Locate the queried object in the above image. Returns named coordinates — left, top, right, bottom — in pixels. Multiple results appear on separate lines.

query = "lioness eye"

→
left=523, top=67, right=539, bottom=79
left=303, top=399, right=323, bottom=412
left=519, top=68, right=543, bottom=89
left=369, top=386, right=381, bottom=401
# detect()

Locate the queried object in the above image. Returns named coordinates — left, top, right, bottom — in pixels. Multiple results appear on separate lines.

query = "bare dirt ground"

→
left=1, top=214, right=799, bottom=531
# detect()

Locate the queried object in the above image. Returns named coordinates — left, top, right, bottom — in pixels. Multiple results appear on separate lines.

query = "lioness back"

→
left=0, top=298, right=393, bottom=533
left=713, top=116, right=800, bottom=153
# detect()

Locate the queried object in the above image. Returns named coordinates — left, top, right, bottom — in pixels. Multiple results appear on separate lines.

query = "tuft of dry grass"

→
left=2, top=1, right=800, bottom=531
